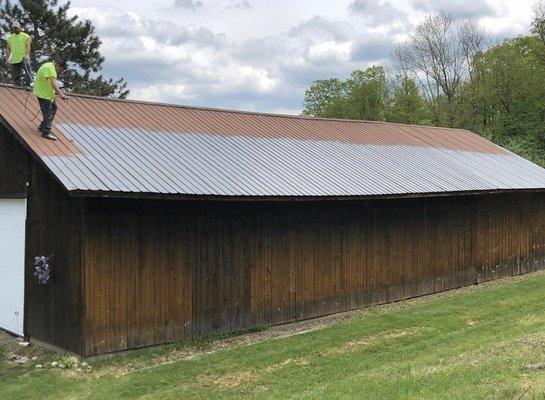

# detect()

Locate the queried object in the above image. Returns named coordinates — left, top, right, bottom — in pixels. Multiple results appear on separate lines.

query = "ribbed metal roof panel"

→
left=0, top=84, right=544, bottom=198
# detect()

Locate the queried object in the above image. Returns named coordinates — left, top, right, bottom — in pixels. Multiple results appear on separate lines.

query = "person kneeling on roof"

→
left=33, top=60, right=69, bottom=141
left=5, top=21, right=34, bottom=88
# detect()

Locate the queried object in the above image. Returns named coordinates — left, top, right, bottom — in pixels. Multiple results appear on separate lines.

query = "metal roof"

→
left=1, top=84, right=545, bottom=199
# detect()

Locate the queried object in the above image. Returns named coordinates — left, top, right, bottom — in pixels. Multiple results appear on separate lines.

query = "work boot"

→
left=41, top=132, right=57, bottom=141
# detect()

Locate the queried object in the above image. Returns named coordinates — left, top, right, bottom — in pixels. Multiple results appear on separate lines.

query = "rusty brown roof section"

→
left=0, top=86, right=80, bottom=156
left=0, top=84, right=504, bottom=157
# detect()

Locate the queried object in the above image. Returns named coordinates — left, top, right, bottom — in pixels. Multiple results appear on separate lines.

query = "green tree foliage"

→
left=303, top=66, right=389, bottom=121
left=342, top=66, right=388, bottom=120
left=0, top=0, right=128, bottom=98
left=461, top=36, right=545, bottom=162
left=388, top=76, right=430, bottom=125
left=303, top=66, right=429, bottom=125
left=460, top=38, right=545, bottom=139
left=302, top=78, right=346, bottom=117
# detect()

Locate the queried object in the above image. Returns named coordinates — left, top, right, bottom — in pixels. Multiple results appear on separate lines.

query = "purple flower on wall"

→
left=34, top=256, right=51, bottom=284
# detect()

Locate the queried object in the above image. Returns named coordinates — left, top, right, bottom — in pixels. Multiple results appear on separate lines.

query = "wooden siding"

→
left=0, top=126, right=85, bottom=353
left=0, top=125, right=28, bottom=197
left=82, top=192, right=545, bottom=356
left=24, top=160, right=84, bottom=353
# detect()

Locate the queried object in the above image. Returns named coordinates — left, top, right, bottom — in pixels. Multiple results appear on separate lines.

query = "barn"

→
left=1, top=85, right=545, bottom=356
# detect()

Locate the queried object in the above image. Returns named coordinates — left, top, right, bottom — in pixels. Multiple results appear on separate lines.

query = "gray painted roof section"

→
left=44, top=123, right=545, bottom=197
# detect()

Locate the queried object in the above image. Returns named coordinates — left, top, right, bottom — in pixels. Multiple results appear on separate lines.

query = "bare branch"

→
left=391, top=12, right=489, bottom=126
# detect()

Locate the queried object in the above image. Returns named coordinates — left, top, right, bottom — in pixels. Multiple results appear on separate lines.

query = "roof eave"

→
left=66, top=187, right=545, bottom=202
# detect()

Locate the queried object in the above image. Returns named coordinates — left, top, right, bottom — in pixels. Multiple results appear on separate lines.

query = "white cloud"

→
left=229, top=0, right=251, bottom=10
left=309, top=41, right=353, bottom=62
left=409, top=0, right=498, bottom=19
left=67, top=0, right=535, bottom=113
left=173, top=0, right=202, bottom=10
left=288, top=16, right=350, bottom=40
left=349, top=0, right=407, bottom=25
left=217, top=65, right=278, bottom=93
left=130, top=83, right=193, bottom=102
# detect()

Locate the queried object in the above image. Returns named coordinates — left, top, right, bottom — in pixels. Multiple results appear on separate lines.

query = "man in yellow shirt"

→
left=33, top=61, right=69, bottom=141
left=5, top=21, right=34, bottom=87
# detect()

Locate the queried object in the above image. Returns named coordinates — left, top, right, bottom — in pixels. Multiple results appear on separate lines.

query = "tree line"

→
left=302, top=5, right=545, bottom=166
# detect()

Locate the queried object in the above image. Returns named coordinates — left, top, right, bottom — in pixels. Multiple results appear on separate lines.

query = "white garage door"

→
left=0, top=199, right=26, bottom=336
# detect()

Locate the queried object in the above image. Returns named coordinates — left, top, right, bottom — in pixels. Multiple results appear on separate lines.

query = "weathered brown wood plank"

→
left=74, top=192, right=545, bottom=356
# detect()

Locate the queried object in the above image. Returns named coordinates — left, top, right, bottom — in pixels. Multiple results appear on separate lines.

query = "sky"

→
left=67, top=0, right=537, bottom=114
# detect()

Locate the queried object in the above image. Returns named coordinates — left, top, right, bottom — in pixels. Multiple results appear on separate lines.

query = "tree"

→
left=387, top=76, right=429, bottom=125
left=302, top=78, right=346, bottom=117
left=532, top=0, right=545, bottom=49
left=458, top=18, right=487, bottom=81
left=302, top=66, right=388, bottom=121
left=0, top=0, right=128, bottom=98
left=392, top=13, right=486, bottom=126
left=447, top=33, right=545, bottom=165
left=342, top=66, right=388, bottom=120
left=478, top=38, right=545, bottom=138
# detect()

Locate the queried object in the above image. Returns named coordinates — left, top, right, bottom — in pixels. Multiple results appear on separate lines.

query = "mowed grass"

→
left=4, top=272, right=545, bottom=399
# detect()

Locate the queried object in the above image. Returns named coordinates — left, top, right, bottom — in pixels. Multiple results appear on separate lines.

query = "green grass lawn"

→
left=4, top=271, right=545, bottom=399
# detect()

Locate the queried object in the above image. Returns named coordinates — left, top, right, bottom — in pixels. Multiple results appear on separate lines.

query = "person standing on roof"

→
left=5, top=21, right=34, bottom=88
left=33, top=60, right=69, bottom=141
